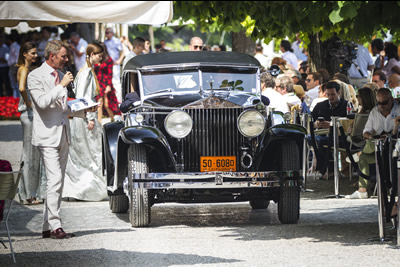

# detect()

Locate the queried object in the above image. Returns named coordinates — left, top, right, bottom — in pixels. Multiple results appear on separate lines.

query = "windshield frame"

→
left=138, top=65, right=260, bottom=100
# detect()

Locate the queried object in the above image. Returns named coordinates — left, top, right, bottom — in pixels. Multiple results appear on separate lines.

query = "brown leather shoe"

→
left=50, top=228, right=75, bottom=239
left=42, top=230, right=51, bottom=238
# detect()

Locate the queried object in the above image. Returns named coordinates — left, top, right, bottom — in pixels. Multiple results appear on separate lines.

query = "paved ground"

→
left=1, top=120, right=400, bottom=266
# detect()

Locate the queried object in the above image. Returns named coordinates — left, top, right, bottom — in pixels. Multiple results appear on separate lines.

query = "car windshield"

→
left=140, top=67, right=258, bottom=96
left=201, top=68, right=258, bottom=94
left=141, top=70, right=200, bottom=96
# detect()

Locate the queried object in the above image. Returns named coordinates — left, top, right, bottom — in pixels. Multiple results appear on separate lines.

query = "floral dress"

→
left=94, top=58, right=120, bottom=115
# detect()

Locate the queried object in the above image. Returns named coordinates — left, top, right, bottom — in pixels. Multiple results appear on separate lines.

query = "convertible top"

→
left=124, top=51, right=261, bottom=71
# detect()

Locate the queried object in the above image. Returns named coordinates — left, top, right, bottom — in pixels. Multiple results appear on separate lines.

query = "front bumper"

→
left=122, top=171, right=302, bottom=190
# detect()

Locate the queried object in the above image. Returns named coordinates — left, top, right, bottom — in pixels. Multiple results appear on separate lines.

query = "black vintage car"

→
left=102, top=51, right=306, bottom=227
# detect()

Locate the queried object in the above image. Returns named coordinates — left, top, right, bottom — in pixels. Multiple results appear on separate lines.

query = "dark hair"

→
left=255, top=44, right=263, bottom=53
left=333, top=72, right=350, bottom=84
left=318, top=68, right=331, bottom=84
left=326, top=81, right=340, bottom=92
left=371, top=38, right=384, bottom=51
left=384, top=42, right=399, bottom=61
left=310, top=72, right=322, bottom=85
left=98, top=42, right=110, bottom=63
left=17, top=41, right=37, bottom=66
left=320, top=83, right=328, bottom=93
left=280, top=40, right=293, bottom=52
left=132, top=36, right=145, bottom=48
left=357, top=87, right=376, bottom=113
left=373, top=70, right=387, bottom=82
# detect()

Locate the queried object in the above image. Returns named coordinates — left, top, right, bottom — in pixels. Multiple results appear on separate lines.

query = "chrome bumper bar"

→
left=123, top=171, right=302, bottom=189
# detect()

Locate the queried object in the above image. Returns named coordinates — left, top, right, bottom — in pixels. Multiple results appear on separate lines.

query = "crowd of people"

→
left=2, top=24, right=400, bottom=238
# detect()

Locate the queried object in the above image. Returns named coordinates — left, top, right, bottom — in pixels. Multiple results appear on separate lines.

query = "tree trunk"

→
left=232, top=30, right=256, bottom=55
left=308, top=33, right=342, bottom=78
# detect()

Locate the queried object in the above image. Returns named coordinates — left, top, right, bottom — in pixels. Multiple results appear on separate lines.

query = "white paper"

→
left=67, top=98, right=100, bottom=112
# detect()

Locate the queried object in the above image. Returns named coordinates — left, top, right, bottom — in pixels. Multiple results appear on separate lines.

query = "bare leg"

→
left=97, top=98, right=103, bottom=123
left=104, top=94, right=114, bottom=121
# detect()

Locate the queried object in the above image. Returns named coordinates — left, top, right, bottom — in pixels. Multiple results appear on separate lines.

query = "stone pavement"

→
left=1, top=120, right=400, bottom=266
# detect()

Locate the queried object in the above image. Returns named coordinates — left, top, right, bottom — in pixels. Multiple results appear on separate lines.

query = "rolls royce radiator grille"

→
left=183, top=108, right=245, bottom=172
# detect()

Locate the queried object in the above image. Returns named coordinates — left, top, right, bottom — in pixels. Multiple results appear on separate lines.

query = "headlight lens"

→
left=237, top=110, right=265, bottom=138
left=164, top=111, right=193, bottom=139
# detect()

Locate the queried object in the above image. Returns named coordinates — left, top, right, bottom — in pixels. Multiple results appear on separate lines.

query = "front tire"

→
left=277, top=140, right=301, bottom=224
left=109, top=195, right=129, bottom=213
left=249, top=199, right=270, bottom=209
left=128, top=144, right=151, bottom=227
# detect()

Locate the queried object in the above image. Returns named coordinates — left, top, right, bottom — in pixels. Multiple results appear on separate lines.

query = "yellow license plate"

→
left=200, top=156, right=237, bottom=172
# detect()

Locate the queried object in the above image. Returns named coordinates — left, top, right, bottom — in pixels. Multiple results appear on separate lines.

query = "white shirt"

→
left=122, top=50, right=138, bottom=69
left=348, top=44, right=373, bottom=78
left=7, top=42, right=20, bottom=66
left=305, top=85, right=320, bottom=106
left=73, top=38, right=88, bottom=72
left=262, top=87, right=289, bottom=113
left=254, top=53, right=269, bottom=68
left=283, top=92, right=301, bottom=106
left=105, top=36, right=122, bottom=62
left=282, top=51, right=298, bottom=69
left=363, top=102, right=400, bottom=135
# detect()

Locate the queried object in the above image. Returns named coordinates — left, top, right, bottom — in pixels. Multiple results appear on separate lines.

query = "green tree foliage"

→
left=174, top=1, right=400, bottom=45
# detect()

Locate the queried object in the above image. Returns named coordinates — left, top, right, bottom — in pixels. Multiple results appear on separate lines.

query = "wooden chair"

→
left=0, top=167, right=22, bottom=263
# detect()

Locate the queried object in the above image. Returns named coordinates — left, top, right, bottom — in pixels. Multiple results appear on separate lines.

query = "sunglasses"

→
left=305, top=79, right=312, bottom=82
left=377, top=99, right=390, bottom=106
left=193, top=45, right=203, bottom=50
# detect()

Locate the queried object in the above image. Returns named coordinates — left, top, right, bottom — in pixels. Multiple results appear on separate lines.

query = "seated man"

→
left=346, top=88, right=400, bottom=199
left=120, top=91, right=140, bottom=113
left=309, top=81, right=348, bottom=176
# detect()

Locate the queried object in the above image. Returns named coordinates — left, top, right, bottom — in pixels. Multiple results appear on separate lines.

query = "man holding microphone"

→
left=28, top=40, right=96, bottom=239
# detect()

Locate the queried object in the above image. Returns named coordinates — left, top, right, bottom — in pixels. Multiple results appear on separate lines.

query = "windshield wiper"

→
left=147, top=88, right=175, bottom=96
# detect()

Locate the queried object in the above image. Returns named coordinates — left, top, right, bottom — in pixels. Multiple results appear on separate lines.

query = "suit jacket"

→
left=28, top=62, right=85, bottom=147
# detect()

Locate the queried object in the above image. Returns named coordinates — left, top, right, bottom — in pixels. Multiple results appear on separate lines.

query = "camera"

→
left=327, top=37, right=358, bottom=73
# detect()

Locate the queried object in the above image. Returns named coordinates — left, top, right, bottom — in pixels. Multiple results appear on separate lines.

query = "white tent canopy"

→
left=0, top=1, right=173, bottom=27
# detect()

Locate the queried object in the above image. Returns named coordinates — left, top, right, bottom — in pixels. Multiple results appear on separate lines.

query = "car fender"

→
left=102, top=121, right=124, bottom=186
left=256, top=124, right=306, bottom=170
left=113, top=126, right=177, bottom=191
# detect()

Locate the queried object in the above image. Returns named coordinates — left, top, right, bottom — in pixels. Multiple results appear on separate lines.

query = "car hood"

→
left=143, top=92, right=261, bottom=109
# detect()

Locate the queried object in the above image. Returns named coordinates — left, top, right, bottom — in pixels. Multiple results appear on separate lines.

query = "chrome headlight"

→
left=164, top=110, right=193, bottom=139
left=237, top=110, right=266, bottom=138
left=283, top=112, right=292, bottom=123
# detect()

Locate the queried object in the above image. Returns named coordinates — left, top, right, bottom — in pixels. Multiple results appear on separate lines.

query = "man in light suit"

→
left=28, top=40, right=94, bottom=239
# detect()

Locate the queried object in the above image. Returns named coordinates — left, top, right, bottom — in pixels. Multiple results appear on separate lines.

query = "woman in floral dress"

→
left=94, top=43, right=120, bottom=123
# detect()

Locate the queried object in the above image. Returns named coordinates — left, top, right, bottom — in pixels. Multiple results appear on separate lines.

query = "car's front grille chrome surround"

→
left=183, top=108, right=245, bottom=172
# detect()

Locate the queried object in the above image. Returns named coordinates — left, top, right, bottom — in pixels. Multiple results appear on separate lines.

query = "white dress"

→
left=63, top=65, right=107, bottom=201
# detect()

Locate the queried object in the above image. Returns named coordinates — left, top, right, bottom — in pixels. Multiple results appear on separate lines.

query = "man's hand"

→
left=314, top=120, right=330, bottom=129
left=60, top=71, right=74, bottom=87
left=363, top=132, right=374, bottom=140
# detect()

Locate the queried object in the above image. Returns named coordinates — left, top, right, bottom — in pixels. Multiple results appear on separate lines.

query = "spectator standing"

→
left=94, top=42, right=121, bottom=123
left=122, top=37, right=145, bottom=68
left=37, top=27, right=52, bottom=62
left=372, top=70, right=387, bottom=88
left=381, top=42, right=400, bottom=79
left=189, top=37, right=204, bottom=51
left=371, top=38, right=385, bottom=69
left=0, top=33, right=11, bottom=96
left=16, top=41, right=46, bottom=205
left=348, top=43, right=374, bottom=89
left=280, top=40, right=298, bottom=70
left=69, top=32, right=88, bottom=73
left=144, top=38, right=152, bottom=54
left=64, top=42, right=107, bottom=202
left=254, top=43, right=270, bottom=69
left=104, top=27, right=124, bottom=104
left=7, top=30, right=20, bottom=98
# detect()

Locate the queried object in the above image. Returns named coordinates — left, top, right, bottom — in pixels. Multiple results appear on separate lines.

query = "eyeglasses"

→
left=105, top=32, right=111, bottom=34
left=377, top=99, right=390, bottom=106
left=193, top=45, right=203, bottom=50
left=305, top=79, right=312, bottom=82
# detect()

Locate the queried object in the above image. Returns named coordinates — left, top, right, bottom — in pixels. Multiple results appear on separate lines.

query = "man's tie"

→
left=52, top=70, right=60, bottom=85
